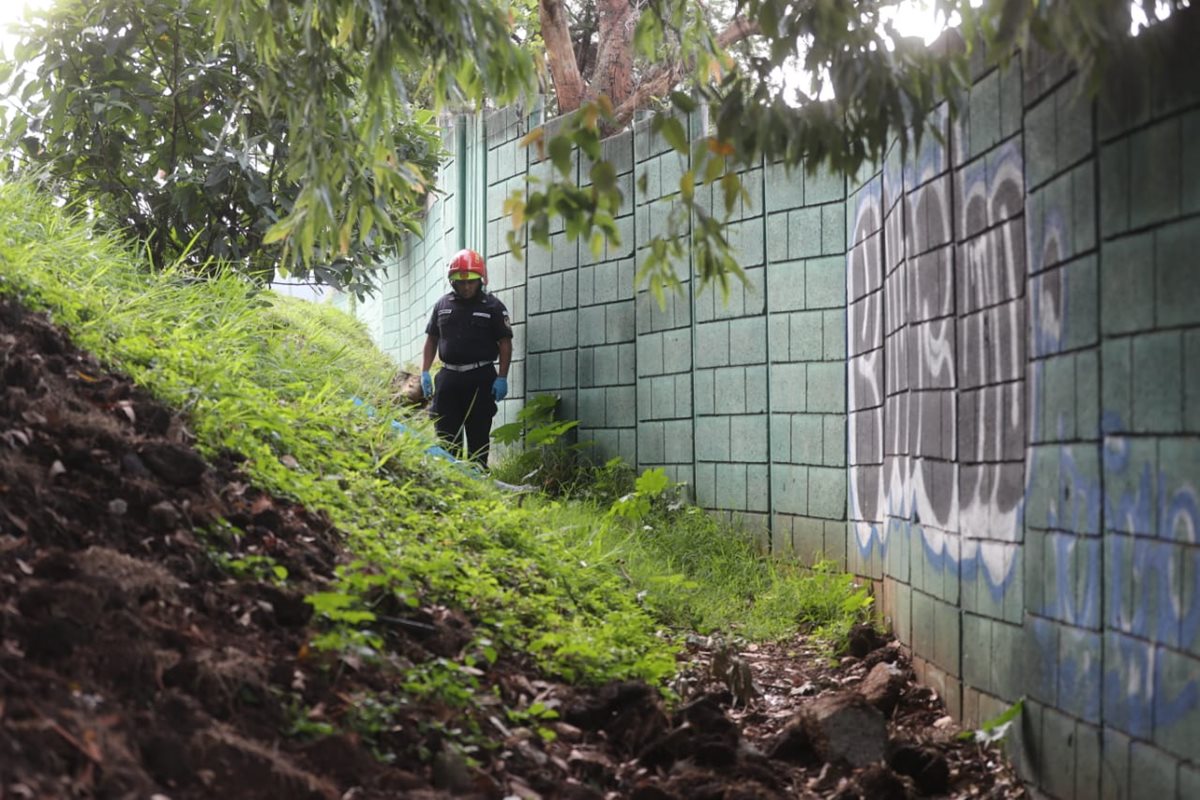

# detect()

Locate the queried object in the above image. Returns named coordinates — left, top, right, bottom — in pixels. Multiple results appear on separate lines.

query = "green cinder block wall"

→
left=353, top=12, right=1200, bottom=797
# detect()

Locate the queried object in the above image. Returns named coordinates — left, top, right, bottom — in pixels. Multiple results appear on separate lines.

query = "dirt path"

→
left=0, top=297, right=1024, bottom=799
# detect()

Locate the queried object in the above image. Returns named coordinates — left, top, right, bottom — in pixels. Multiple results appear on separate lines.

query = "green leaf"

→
left=548, top=134, right=572, bottom=178
left=657, top=116, right=688, bottom=154
left=491, top=421, right=524, bottom=445
left=635, top=468, right=670, bottom=498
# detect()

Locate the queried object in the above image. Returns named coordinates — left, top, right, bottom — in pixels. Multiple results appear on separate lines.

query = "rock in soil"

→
left=858, top=660, right=905, bottom=716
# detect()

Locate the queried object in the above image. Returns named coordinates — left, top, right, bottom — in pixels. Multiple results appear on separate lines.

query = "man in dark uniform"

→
left=420, top=248, right=513, bottom=467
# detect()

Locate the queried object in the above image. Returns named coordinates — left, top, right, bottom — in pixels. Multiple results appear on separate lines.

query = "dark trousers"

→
left=431, top=365, right=497, bottom=466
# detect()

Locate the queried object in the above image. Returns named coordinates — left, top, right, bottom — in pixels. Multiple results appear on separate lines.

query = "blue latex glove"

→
left=492, top=376, right=508, bottom=402
left=420, top=370, right=433, bottom=398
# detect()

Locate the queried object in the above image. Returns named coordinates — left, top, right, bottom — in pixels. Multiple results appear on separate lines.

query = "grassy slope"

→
left=0, top=182, right=868, bottom=694
left=0, top=183, right=674, bottom=685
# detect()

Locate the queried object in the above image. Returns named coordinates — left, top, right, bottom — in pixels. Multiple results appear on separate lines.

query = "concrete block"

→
left=1026, top=94, right=1056, bottom=189
left=578, top=305, right=606, bottom=346
left=823, top=415, right=846, bottom=467
left=593, top=345, right=619, bottom=386
left=663, top=419, right=693, bottom=464
left=662, top=328, right=692, bottom=372
left=1185, top=111, right=1200, bottom=215
left=883, top=517, right=910, bottom=583
left=1042, top=352, right=1078, bottom=442
left=1025, top=614, right=1059, bottom=706
left=1100, top=233, right=1154, bottom=336
left=1130, top=117, right=1182, bottom=230
left=1187, top=331, right=1200, bottom=433
left=1103, top=438, right=1158, bottom=536
left=969, top=70, right=1002, bottom=159
left=1178, top=764, right=1200, bottom=800
left=990, top=618, right=1024, bottom=701
left=808, top=467, right=846, bottom=520
left=1153, top=645, right=1200, bottom=761
left=729, top=317, right=766, bottom=365
left=1057, top=625, right=1103, bottom=724
left=823, top=310, right=845, bottom=360
left=711, top=366, right=745, bottom=414
left=746, top=463, right=770, bottom=512
left=1159, top=439, right=1200, bottom=542
left=578, top=388, right=606, bottom=427
left=807, top=362, right=845, bottom=413
left=789, top=311, right=823, bottom=360
left=607, top=384, right=636, bottom=427
left=1104, top=631, right=1154, bottom=739
left=773, top=463, right=808, bottom=515
left=766, top=211, right=790, bottom=263
left=649, top=375, right=674, bottom=419
left=806, top=166, right=844, bottom=204
left=962, top=613, right=992, bottom=692
left=770, top=363, right=807, bottom=412
left=694, top=368, right=715, bottom=415
left=791, top=414, right=823, bottom=465
left=716, top=463, right=748, bottom=510
left=792, top=516, right=824, bottom=564
left=911, top=589, right=935, bottom=662
left=1056, top=80, right=1093, bottom=169
left=1133, top=332, right=1183, bottom=434
left=731, top=415, right=768, bottom=463
left=789, top=207, right=822, bottom=259
left=1156, top=218, right=1200, bottom=328
left=1099, top=728, right=1131, bottom=800
left=637, top=421, right=665, bottom=464
left=694, top=461, right=716, bottom=506
left=1130, top=740, right=1178, bottom=800
left=1077, top=350, right=1100, bottom=440
left=1101, top=338, right=1133, bottom=434
left=807, top=255, right=846, bottom=309
left=1042, top=707, right=1078, bottom=800
left=821, top=202, right=846, bottom=255
left=768, top=258, right=806, bottom=312
left=695, top=415, right=730, bottom=461
left=550, top=309, right=577, bottom=349
left=695, top=321, right=729, bottom=369
left=823, top=519, right=847, bottom=564
left=771, top=513, right=794, bottom=556
left=1072, top=161, right=1096, bottom=255
left=765, top=163, right=805, bottom=212
left=746, top=365, right=768, bottom=413
left=768, top=314, right=789, bottom=361
left=999, top=62, right=1023, bottom=139
left=770, top=414, right=791, bottom=462
left=1063, top=255, right=1099, bottom=351
left=1099, top=139, right=1131, bottom=238
left=1074, top=721, right=1103, bottom=800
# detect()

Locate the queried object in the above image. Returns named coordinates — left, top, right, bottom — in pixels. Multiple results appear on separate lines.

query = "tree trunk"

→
left=592, top=0, right=636, bottom=110
left=540, top=0, right=586, bottom=113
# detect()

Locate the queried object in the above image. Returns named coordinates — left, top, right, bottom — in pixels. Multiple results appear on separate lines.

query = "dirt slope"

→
left=0, top=297, right=1024, bottom=799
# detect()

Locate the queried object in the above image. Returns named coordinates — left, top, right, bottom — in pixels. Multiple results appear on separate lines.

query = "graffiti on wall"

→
left=847, top=141, right=1027, bottom=599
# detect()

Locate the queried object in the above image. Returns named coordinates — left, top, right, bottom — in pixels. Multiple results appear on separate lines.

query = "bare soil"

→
left=0, top=297, right=1025, bottom=799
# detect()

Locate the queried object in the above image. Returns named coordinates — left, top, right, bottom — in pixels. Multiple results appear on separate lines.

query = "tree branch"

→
left=608, top=16, right=760, bottom=131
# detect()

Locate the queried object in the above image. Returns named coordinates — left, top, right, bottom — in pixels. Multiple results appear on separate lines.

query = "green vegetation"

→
left=0, top=180, right=870, bottom=719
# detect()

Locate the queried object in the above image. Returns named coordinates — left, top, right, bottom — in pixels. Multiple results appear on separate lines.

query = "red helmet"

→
left=447, top=248, right=487, bottom=285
